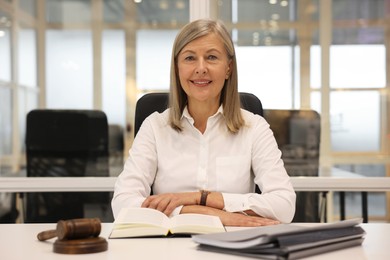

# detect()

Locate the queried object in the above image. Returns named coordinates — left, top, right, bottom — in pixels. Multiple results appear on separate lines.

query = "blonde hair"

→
left=168, top=19, right=244, bottom=133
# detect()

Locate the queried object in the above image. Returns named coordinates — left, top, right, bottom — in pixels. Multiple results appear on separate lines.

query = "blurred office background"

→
left=0, top=0, right=389, bottom=222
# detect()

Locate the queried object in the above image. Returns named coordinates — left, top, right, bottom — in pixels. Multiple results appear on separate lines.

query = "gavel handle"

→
left=37, top=229, right=57, bottom=241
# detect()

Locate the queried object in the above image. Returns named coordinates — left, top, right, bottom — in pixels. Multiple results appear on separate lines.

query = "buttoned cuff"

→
left=222, top=193, right=251, bottom=212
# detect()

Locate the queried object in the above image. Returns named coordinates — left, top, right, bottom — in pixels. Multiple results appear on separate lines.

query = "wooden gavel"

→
left=37, top=218, right=101, bottom=241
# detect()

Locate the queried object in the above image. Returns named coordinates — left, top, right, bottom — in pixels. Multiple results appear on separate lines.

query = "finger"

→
left=141, top=199, right=149, bottom=208
left=148, top=197, right=162, bottom=209
left=141, top=195, right=156, bottom=208
left=252, top=217, right=280, bottom=226
left=162, top=202, right=178, bottom=216
left=155, top=198, right=171, bottom=213
left=259, top=217, right=280, bottom=224
left=229, top=214, right=280, bottom=227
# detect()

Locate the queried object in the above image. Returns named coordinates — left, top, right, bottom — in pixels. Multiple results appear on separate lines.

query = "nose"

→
left=195, top=59, right=207, bottom=75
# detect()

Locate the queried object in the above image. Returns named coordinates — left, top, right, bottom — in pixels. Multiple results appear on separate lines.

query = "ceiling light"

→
left=280, top=0, right=288, bottom=7
left=160, top=0, right=169, bottom=10
left=176, top=1, right=185, bottom=9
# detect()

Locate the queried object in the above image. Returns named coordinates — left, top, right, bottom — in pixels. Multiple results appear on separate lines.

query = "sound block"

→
left=53, top=237, right=108, bottom=254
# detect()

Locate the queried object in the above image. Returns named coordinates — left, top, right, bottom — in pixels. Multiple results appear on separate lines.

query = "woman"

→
left=112, top=19, right=296, bottom=226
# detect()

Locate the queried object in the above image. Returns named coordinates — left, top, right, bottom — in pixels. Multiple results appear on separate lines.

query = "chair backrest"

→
left=25, top=109, right=110, bottom=222
left=108, top=124, right=125, bottom=175
left=26, top=109, right=109, bottom=177
left=263, top=109, right=321, bottom=222
left=134, top=92, right=263, bottom=137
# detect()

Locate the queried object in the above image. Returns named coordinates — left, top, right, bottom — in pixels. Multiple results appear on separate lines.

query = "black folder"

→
left=192, top=218, right=365, bottom=260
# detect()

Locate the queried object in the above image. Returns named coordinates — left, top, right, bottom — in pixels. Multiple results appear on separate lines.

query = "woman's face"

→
left=177, top=33, right=231, bottom=106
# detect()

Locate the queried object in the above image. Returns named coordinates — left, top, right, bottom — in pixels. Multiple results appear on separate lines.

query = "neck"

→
left=188, top=101, right=220, bottom=134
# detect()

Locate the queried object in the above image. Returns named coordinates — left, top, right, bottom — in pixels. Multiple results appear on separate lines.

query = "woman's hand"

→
left=181, top=205, right=280, bottom=227
left=219, top=211, right=280, bottom=227
left=141, top=192, right=199, bottom=216
left=142, top=193, right=280, bottom=226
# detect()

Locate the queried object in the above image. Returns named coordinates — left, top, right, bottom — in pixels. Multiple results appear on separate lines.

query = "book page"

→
left=111, top=208, right=226, bottom=238
left=110, top=208, right=170, bottom=238
left=115, top=207, right=168, bottom=227
left=170, top=214, right=225, bottom=234
left=110, top=226, right=169, bottom=238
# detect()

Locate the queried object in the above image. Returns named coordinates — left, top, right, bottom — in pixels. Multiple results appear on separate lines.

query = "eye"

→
left=184, top=55, right=195, bottom=61
left=208, top=55, right=217, bottom=60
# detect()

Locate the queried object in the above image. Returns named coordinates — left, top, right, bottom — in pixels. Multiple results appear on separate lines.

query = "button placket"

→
left=197, top=135, right=209, bottom=189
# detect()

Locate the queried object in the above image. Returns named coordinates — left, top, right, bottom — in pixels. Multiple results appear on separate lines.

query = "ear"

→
left=226, top=61, right=232, bottom=79
left=225, top=61, right=232, bottom=79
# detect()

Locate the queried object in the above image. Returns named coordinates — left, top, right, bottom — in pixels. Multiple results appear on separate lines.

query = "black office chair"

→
left=0, top=193, right=19, bottom=223
left=108, top=124, right=125, bottom=176
left=263, top=109, right=321, bottom=222
left=134, top=92, right=263, bottom=137
left=24, top=109, right=113, bottom=223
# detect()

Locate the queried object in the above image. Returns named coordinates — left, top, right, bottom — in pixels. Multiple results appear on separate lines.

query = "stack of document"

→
left=192, top=218, right=365, bottom=260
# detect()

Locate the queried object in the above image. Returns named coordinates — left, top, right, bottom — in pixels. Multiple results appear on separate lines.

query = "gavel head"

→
left=57, top=218, right=101, bottom=240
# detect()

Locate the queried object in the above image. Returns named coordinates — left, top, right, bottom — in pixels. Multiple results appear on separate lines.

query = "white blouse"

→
left=112, top=106, right=296, bottom=223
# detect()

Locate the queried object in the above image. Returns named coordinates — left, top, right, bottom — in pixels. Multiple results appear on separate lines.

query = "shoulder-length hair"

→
left=169, top=19, right=244, bottom=133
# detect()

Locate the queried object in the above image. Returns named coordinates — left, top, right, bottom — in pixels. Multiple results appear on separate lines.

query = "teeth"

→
left=193, top=81, right=210, bottom=84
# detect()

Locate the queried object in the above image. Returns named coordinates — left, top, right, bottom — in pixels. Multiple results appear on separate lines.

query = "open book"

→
left=192, top=218, right=365, bottom=260
left=109, top=208, right=226, bottom=238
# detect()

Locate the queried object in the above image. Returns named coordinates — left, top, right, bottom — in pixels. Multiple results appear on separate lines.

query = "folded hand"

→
left=141, top=192, right=198, bottom=216
left=220, top=211, right=280, bottom=227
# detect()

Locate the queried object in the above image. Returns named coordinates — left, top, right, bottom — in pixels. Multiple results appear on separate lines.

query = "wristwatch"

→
left=200, top=190, right=211, bottom=206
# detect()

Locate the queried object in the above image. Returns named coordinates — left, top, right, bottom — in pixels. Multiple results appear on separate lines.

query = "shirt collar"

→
left=182, top=105, right=224, bottom=122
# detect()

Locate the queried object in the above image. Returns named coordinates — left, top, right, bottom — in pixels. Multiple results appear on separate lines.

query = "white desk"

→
left=0, top=223, right=388, bottom=260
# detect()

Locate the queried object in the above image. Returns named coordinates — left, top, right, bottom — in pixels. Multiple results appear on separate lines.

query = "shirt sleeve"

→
left=111, top=114, right=158, bottom=219
left=222, top=193, right=251, bottom=212
left=222, top=115, right=296, bottom=223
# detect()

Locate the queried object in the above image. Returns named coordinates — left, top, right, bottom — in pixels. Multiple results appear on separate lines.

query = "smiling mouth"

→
left=191, top=80, right=212, bottom=87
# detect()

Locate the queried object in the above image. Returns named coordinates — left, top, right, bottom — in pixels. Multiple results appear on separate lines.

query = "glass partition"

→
left=102, top=30, right=126, bottom=126
left=18, top=28, right=37, bottom=87
left=136, top=30, right=178, bottom=90
left=236, top=45, right=294, bottom=108
left=0, top=11, right=11, bottom=82
left=135, top=0, right=189, bottom=92
left=0, top=87, right=12, bottom=156
left=46, top=30, right=93, bottom=109
left=19, top=0, right=37, bottom=17
left=46, top=0, right=91, bottom=23
left=331, top=91, right=380, bottom=152
left=0, top=10, right=12, bottom=167
left=103, top=0, right=124, bottom=23
left=135, top=0, right=189, bottom=24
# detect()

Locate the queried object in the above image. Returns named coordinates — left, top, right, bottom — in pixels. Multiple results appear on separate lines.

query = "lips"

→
left=191, top=79, right=212, bottom=87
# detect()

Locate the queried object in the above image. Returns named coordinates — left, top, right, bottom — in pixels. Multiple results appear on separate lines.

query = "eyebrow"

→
left=180, top=48, right=223, bottom=55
